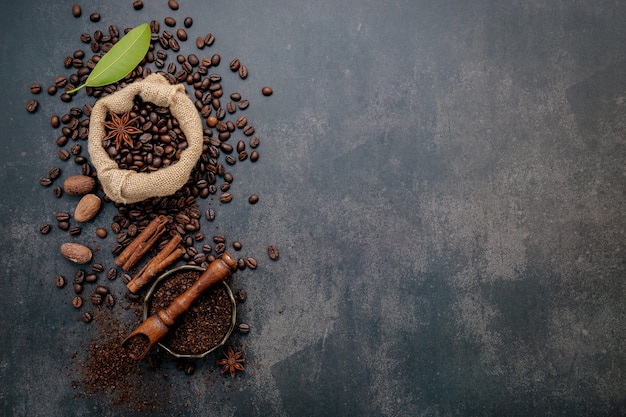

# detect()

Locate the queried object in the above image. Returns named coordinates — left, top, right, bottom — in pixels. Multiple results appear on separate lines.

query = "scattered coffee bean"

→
left=81, top=312, right=93, bottom=323
left=176, top=28, right=188, bottom=41
left=90, top=293, right=103, bottom=306
left=245, top=257, right=257, bottom=269
left=164, top=16, right=176, bottom=27
left=72, top=296, right=83, bottom=308
left=229, top=59, right=240, bottom=71
left=85, top=273, right=98, bottom=283
left=95, top=227, right=108, bottom=238
left=132, top=0, right=143, bottom=10
left=261, top=86, right=273, bottom=96
left=238, top=99, right=249, bottom=110
left=55, top=275, right=66, bottom=288
left=232, top=241, right=242, bottom=251
left=74, top=283, right=83, bottom=294
left=40, top=224, right=51, bottom=234
left=89, top=12, right=100, bottom=22
left=95, top=285, right=110, bottom=296
left=238, top=64, right=248, bottom=79
left=71, top=4, right=81, bottom=17
left=56, top=212, right=70, bottom=222
left=183, top=17, right=193, bottom=28
left=106, top=268, right=118, bottom=280
left=53, top=186, right=63, bottom=198
left=168, top=0, right=179, bottom=10
left=69, top=226, right=82, bottom=236
left=92, top=263, right=104, bottom=273
left=267, top=244, right=280, bottom=260
left=237, top=288, right=247, bottom=302
left=105, top=293, right=115, bottom=308
left=30, top=83, right=42, bottom=94
left=219, top=192, right=232, bottom=203
left=250, top=150, right=259, bottom=162
left=248, top=194, right=259, bottom=204
left=26, top=99, right=38, bottom=113
left=238, top=323, right=250, bottom=334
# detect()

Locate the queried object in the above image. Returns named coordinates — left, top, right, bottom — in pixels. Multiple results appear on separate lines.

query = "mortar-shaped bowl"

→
left=143, top=265, right=237, bottom=359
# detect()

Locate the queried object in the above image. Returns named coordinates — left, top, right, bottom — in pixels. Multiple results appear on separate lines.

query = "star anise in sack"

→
left=217, top=346, right=244, bottom=378
left=102, top=111, right=143, bottom=149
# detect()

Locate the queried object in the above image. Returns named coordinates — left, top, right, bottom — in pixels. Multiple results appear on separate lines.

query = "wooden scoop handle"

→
left=157, top=252, right=237, bottom=327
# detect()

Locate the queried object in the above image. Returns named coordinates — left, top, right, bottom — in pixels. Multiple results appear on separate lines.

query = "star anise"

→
left=216, top=346, right=244, bottom=378
left=102, top=111, right=143, bottom=149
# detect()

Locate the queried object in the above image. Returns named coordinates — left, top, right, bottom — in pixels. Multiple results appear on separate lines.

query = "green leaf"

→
left=67, top=23, right=151, bottom=94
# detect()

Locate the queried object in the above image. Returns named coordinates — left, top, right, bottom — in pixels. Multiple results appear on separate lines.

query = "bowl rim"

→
left=142, top=264, right=237, bottom=359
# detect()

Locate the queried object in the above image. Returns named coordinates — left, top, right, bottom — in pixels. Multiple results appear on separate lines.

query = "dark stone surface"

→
left=1, top=0, right=625, bottom=416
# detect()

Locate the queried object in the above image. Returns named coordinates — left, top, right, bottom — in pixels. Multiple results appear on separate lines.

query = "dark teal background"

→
left=1, top=1, right=625, bottom=416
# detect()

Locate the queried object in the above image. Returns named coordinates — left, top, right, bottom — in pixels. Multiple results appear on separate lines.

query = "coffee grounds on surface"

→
left=148, top=270, right=232, bottom=355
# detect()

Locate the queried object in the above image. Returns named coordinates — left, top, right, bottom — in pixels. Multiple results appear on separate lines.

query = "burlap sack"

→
left=88, top=73, right=203, bottom=204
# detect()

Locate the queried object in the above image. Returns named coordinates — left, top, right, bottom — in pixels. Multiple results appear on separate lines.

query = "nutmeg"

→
left=63, top=175, right=96, bottom=196
left=74, top=194, right=101, bottom=222
left=60, top=242, right=93, bottom=264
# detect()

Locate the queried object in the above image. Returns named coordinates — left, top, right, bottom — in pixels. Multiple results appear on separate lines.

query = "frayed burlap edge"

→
left=88, top=73, right=203, bottom=204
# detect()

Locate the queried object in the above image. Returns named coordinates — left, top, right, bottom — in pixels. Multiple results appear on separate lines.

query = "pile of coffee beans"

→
left=28, top=1, right=282, bottom=407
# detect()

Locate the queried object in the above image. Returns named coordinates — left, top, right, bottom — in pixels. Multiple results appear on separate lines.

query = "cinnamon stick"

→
left=115, top=215, right=169, bottom=271
left=127, top=234, right=185, bottom=293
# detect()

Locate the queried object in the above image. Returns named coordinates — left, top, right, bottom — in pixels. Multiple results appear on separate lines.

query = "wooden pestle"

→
left=122, top=252, right=238, bottom=360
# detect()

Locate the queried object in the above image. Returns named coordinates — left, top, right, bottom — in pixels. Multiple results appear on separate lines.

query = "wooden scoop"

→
left=122, top=252, right=238, bottom=360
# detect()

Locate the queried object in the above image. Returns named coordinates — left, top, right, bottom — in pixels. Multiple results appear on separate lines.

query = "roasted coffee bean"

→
left=238, top=99, right=249, bottom=110
left=224, top=172, right=234, bottom=183
left=58, top=149, right=70, bottom=161
left=106, top=268, right=118, bottom=280
left=245, top=257, right=257, bottom=269
left=110, top=222, right=121, bottom=233
left=74, top=283, right=83, bottom=294
left=237, top=288, right=248, bottom=302
left=204, top=33, right=215, bottom=46
left=243, top=125, right=255, bottom=136
left=249, top=137, right=260, bottom=149
left=70, top=144, right=82, bottom=155
left=81, top=312, right=93, bottom=323
left=210, top=53, right=220, bottom=66
left=237, top=257, right=246, bottom=270
left=122, top=273, right=133, bottom=285
left=164, top=16, right=176, bottom=27
left=176, top=28, right=188, bottom=41
left=225, top=155, right=236, bottom=165
left=71, top=4, right=82, bottom=17
left=89, top=12, right=100, bottom=22
left=105, top=293, right=115, bottom=307
left=249, top=150, right=259, bottom=162
left=72, top=296, right=83, bottom=308
left=69, top=226, right=82, bottom=236
left=48, top=85, right=58, bottom=95
left=74, top=269, right=85, bottom=284
left=214, top=242, right=226, bottom=254
left=150, top=19, right=160, bottom=33
left=92, top=263, right=104, bottom=273
left=60, top=93, right=72, bottom=103
left=195, top=36, right=205, bottom=49
left=248, top=194, right=259, bottom=204
left=30, top=83, right=42, bottom=94
left=55, top=275, right=66, bottom=288
left=26, top=99, right=38, bottom=113
left=111, top=244, right=123, bottom=256
left=168, top=0, right=179, bottom=10
left=95, top=285, right=110, bottom=295
left=238, top=64, right=248, bottom=79
left=262, top=86, right=273, bottom=96
left=231, top=241, right=242, bottom=251
left=238, top=323, right=251, bottom=334
left=226, top=101, right=236, bottom=114
left=212, top=234, right=226, bottom=244
left=85, top=273, right=98, bottom=283
left=205, top=208, right=215, bottom=221
left=89, top=293, right=102, bottom=305
left=229, top=59, right=240, bottom=71
left=133, top=0, right=143, bottom=10
left=95, top=227, right=107, bottom=238
left=53, top=186, right=63, bottom=198
left=58, top=221, right=70, bottom=231
left=268, top=244, right=280, bottom=260
left=40, top=223, right=51, bottom=234
left=56, top=212, right=71, bottom=222
left=236, top=116, right=248, bottom=129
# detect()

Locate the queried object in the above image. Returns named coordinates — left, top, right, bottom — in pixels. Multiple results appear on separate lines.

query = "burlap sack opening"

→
left=88, top=73, right=203, bottom=204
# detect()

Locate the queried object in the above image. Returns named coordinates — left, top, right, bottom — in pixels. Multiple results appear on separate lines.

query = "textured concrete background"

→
left=1, top=0, right=625, bottom=416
